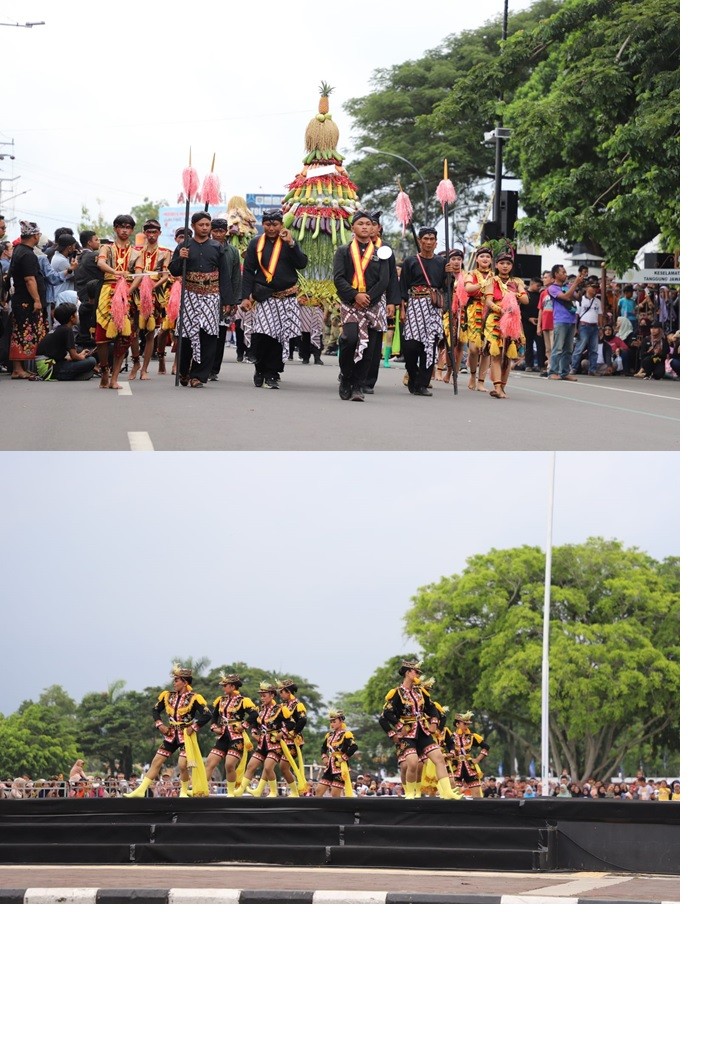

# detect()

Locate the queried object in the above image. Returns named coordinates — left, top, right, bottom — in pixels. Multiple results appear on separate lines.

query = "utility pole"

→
left=0, top=140, right=19, bottom=217
left=492, top=0, right=510, bottom=227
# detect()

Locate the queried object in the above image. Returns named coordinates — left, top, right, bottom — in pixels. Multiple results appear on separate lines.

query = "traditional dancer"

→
left=234, top=682, right=285, bottom=797
left=7, top=220, right=48, bottom=380
left=314, top=709, right=358, bottom=797
left=332, top=210, right=391, bottom=401
left=240, top=208, right=308, bottom=390
left=277, top=678, right=308, bottom=797
left=124, top=666, right=211, bottom=798
left=169, top=211, right=234, bottom=387
left=204, top=673, right=258, bottom=796
left=438, top=248, right=467, bottom=383
left=399, top=228, right=446, bottom=396
left=444, top=712, right=489, bottom=799
left=95, top=214, right=142, bottom=389
left=379, top=659, right=460, bottom=799
left=483, top=245, right=528, bottom=399
left=132, top=218, right=172, bottom=380
left=464, top=245, right=494, bottom=390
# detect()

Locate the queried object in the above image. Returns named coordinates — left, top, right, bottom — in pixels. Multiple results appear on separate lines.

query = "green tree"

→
left=432, top=0, right=679, bottom=270
left=76, top=681, right=158, bottom=777
left=0, top=703, right=79, bottom=779
left=344, top=1, right=560, bottom=221
left=403, top=539, right=679, bottom=781
left=79, top=197, right=168, bottom=237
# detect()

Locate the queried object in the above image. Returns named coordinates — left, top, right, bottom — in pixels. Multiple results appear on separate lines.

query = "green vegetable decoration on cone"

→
left=281, top=82, right=360, bottom=308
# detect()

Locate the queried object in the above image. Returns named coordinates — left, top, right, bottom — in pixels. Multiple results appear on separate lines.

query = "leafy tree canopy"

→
left=78, top=197, right=168, bottom=238
left=402, top=538, right=679, bottom=781
left=345, top=0, right=679, bottom=271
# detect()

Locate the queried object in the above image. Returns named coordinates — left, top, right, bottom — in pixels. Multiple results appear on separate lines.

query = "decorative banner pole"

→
left=436, top=159, right=458, bottom=395
left=175, top=149, right=199, bottom=387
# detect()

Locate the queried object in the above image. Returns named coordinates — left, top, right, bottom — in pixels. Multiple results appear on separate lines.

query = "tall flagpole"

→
left=541, top=451, right=556, bottom=796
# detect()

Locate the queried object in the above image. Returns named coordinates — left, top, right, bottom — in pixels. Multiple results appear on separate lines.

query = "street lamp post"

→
left=361, top=147, right=430, bottom=225
left=492, top=0, right=510, bottom=227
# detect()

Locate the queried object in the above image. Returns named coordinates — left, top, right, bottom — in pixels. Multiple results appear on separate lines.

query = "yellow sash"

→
left=340, top=759, right=354, bottom=797
left=280, top=739, right=301, bottom=782
left=350, top=238, right=374, bottom=292
left=183, top=728, right=209, bottom=797
left=295, top=742, right=307, bottom=791
left=257, top=233, right=283, bottom=284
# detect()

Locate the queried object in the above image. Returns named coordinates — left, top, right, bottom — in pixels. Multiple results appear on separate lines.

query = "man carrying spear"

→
left=399, top=227, right=446, bottom=396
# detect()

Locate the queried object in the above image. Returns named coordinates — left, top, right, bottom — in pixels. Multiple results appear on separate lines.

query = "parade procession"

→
left=3, top=83, right=553, bottom=404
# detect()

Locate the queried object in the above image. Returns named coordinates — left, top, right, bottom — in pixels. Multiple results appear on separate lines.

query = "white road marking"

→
left=128, top=431, right=154, bottom=451
left=313, top=891, right=387, bottom=903
left=117, top=382, right=132, bottom=396
left=24, top=887, right=98, bottom=903
left=169, top=888, right=241, bottom=903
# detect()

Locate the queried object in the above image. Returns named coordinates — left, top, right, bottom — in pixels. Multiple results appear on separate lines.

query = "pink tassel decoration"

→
left=201, top=172, right=221, bottom=206
left=499, top=289, right=523, bottom=341
left=166, top=279, right=182, bottom=325
left=182, top=165, right=199, bottom=201
left=110, top=278, right=129, bottom=332
left=139, top=275, right=154, bottom=319
left=436, top=159, right=457, bottom=208
left=394, top=190, right=414, bottom=233
left=454, top=271, right=469, bottom=309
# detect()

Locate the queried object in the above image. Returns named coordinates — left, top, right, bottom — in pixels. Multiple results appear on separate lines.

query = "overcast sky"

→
left=0, top=1, right=533, bottom=237
left=0, top=451, right=678, bottom=716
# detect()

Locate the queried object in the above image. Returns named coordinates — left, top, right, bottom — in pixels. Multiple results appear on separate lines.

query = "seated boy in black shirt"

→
left=37, top=301, right=96, bottom=381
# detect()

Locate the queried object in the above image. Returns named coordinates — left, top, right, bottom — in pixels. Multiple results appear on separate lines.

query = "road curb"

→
left=0, top=887, right=664, bottom=904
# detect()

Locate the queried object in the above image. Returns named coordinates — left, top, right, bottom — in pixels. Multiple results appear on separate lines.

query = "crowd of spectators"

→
left=1, top=765, right=680, bottom=801
left=517, top=266, right=680, bottom=381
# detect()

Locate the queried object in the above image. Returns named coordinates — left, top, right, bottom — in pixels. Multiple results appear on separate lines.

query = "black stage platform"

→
left=0, top=797, right=679, bottom=874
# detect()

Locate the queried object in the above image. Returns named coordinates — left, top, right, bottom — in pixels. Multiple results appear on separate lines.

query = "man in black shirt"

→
left=169, top=211, right=234, bottom=387
left=37, top=301, right=96, bottom=380
left=74, top=230, right=102, bottom=304
left=332, top=211, right=391, bottom=402
left=8, top=220, right=48, bottom=379
left=209, top=217, right=242, bottom=381
left=240, top=208, right=308, bottom=390
left=361, top=211, right=401, bottom=396
left=399, top=227, right=446, bottom=396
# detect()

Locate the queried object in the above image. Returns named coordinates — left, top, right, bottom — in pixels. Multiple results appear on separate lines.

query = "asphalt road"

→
left=0, top=353, right=680, bottom=451
left=0, top=863, right=679, bottom=902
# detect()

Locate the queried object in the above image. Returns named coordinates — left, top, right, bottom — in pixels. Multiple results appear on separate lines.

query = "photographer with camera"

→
left=569, top=276, right=603, bottom=375
left=546, top=264, right=583, bottom=380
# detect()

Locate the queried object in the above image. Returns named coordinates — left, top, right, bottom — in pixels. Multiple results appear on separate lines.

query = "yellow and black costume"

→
left=247, top=695, right=285, bottom=765
left=153, top=686, right=211, bottom=759
left=319, top=715, right=358, bottom=789
left=208, top=686, right=257, bottom=761
left=444, top=713, right=489, bottom=789
left=379, top=683, right=442, bottom=764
